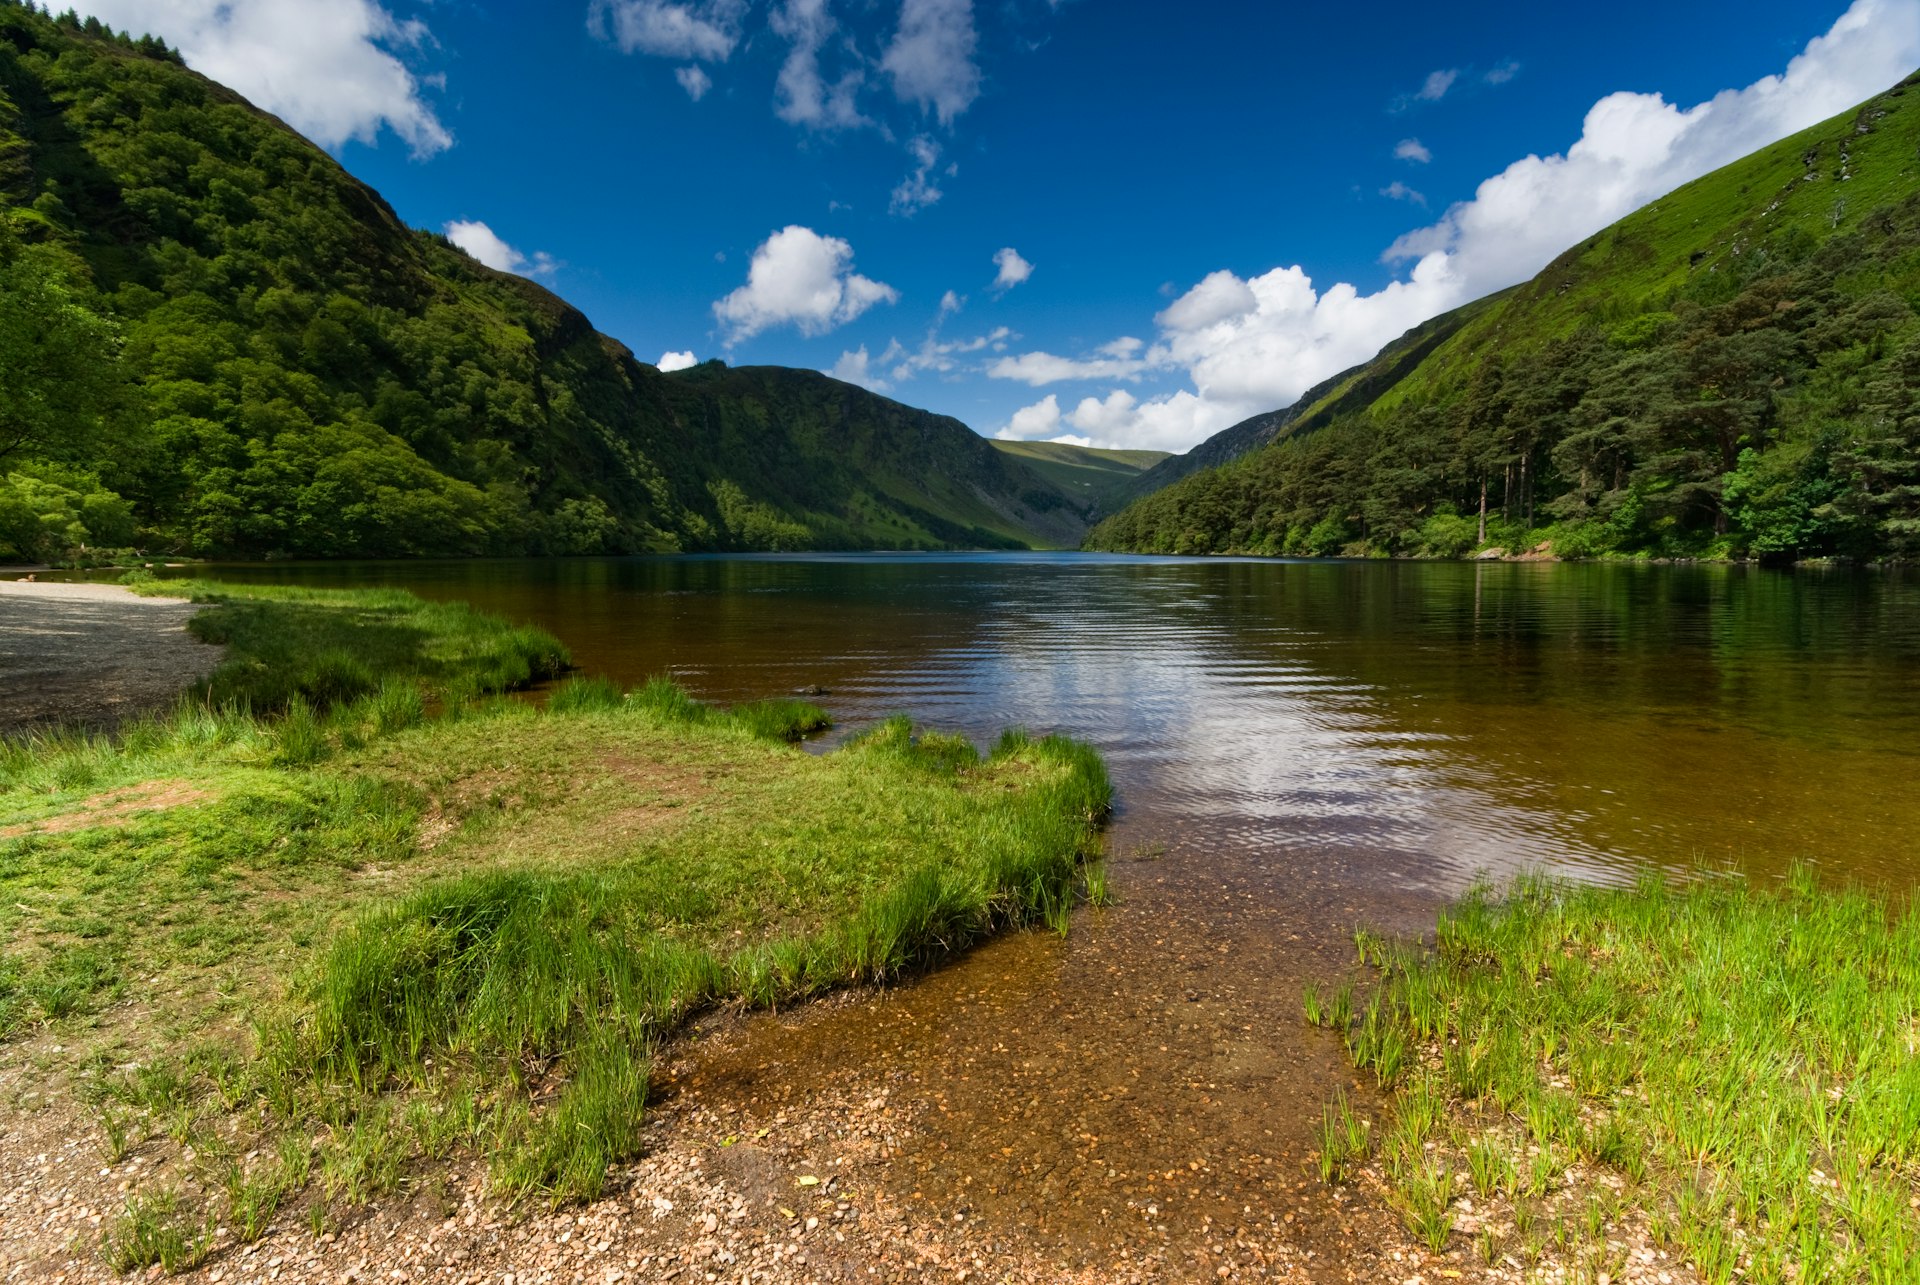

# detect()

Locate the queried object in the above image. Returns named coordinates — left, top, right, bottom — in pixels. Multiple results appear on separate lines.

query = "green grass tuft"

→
left=284, top=701, right=1109, bottom=1200
left=1337, top=867, right=1920, bottom=1280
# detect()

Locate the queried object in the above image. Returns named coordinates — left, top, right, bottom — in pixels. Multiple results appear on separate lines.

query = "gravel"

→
left=0, top=580, right=221, bottom=731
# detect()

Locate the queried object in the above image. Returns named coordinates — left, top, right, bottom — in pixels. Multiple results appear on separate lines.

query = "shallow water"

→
left=169, top=553, right=1920, bottom=1274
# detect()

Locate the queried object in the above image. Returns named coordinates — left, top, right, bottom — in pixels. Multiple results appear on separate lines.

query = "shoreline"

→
left=0, top=579, right=219, bottom=731
left=0, top=578, right=1845, bottom=1283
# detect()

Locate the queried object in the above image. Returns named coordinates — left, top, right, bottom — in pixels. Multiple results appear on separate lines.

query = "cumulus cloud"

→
left=1394, top=137, right=1433, bottom=163
left=882, top=0, right=981, bottom=124
left=675, top=65, right=713, bottom=100
left=657, top=350, right=699, bottom=371
left=994, top=388, right=1176, bottom=449
left=771, top=0, right=871, bottom=129
left=590, top=0, right=746, bottom=61
left=991, top=246, right=1034, bottom=293
left=1380, top=181, right=1426, bottom=206
left=445, top=220, right=556, bottom=278
left=994, top=394, right=1061, bottom=440
left=714, top=225, right=899, bottom=342
left=1026, top=0, right=1920, bottom=454
left=1064, top=389, right=1139, bottom=436
left=70, top=0, right=450, bottom=156
left=890, top=136, right=946, bottom=215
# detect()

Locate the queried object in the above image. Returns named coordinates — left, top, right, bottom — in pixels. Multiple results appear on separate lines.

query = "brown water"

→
left=172, top=553, right=1920, bottom=1277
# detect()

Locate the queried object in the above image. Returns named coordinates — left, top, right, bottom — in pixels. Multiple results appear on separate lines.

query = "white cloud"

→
left=882, top=0, right=981, bottom=125
left=1394, top=138, right=1433, bottom=164
left=1484, top=60, right=1521, bottom=86
left=1385, top=0, right=1920, bottom=294
left=1047, top=0, right=1920, bottom=454
left=1380, top=181, right=1427, bottom=206
left=890, top=136, right=946, bottom=216
left=445, top=220, right=557, bottom=278
left=994, top=388, right=1195, bottom=452
left=675, top=65, right=713, bottom=100
left=986, top=350, right=1153, bottom=386
left=994, top=394, right=1061, bottom=440
left=714, top=225, right=899, bottom=342
left=1065, top=389, right=1138, bottom=436
left=590, top=0, right=746, bottom=61
left=991, top=246, right=1034, bottom=292
left=939, top=289, right=964, bottom=317
left=1416, top=68, right=1458, bottom=101
left=70, top=0, right=450, bottom=156
left=1098, top=337, right=1143, bottom=358
left=856, top=322, right=1013, bottom=389
left=825, top=343, right=898, bottom=387
left=770, top=0, right=871, bottom=129
left=1155, top=272, right=1256, bottom=331
left=657, top=350, right=699, bottom=371
left=829, top=345, right=891, bottom=391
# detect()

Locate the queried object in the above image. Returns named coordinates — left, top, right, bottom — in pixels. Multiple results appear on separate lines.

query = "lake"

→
left=174, top=552, right=1920, bottom=892
left=165, top=553, right=1920, bottom=1263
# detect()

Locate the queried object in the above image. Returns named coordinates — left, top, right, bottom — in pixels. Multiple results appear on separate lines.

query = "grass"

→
left=1367, top=72, right=1920, bottom=416
left=1321, top=868, right=1920, bottom=1282
left=103, top=1187, right=213, bottom=1273
left=0, top=581, right=1111, bottom=1258
left=281, top=702, right=1108, bottom=1200
left=141, top=579, right=574, bottom=710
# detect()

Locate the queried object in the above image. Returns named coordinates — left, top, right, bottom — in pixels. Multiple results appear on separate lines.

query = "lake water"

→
left=179, top=552, right=1920, bottom=893
left=169, top=553, right=1920, bottom=1269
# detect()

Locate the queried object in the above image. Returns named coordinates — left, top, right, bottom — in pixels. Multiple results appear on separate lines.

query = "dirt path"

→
left=0, top=580, right=221, bottom=730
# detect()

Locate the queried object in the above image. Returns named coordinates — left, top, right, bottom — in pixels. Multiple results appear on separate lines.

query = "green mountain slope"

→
left=0, top=5, right=1080, bottom=560
left=988, top=439, right=1169, bottom=512
left=1089, top=73, right=1920, bottom=562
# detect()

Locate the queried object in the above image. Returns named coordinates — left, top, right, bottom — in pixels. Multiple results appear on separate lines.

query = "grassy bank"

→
left=0, top=582, right=1109, bottom=1269
left=139, top=577, right=575, bottom=710
left=1313, top=871, right=1920, bottom=1283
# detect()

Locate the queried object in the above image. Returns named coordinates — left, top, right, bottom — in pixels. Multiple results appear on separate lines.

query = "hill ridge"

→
left=1087, top=71, right=1920, bottom=563
left=0, top=3, right=1081, bottom=561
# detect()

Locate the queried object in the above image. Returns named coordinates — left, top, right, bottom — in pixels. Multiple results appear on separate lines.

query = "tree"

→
left=0, top=222, right=125, bottom=464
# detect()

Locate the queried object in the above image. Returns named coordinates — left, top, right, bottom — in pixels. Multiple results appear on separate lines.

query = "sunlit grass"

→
left=1325, top=869, right=1920, bottom=1281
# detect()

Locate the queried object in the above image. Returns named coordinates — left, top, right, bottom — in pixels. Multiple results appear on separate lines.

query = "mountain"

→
left=988, top=440, right=1169, bottom=512
left=0, top=5, right=1082, bottom=561
left=1088, top=73, right=1920, bottom=563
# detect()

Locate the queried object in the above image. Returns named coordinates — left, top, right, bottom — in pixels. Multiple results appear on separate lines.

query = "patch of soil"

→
left=0, top=778, right=214, bottom=838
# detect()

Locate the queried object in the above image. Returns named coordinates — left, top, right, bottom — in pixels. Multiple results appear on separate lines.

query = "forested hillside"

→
left=0, top=4, right=1081, bottom=562
left=1089, top=73, right=1920, bottom=562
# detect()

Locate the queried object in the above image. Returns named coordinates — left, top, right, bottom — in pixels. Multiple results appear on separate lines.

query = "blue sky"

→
left=75, top=0, right=1920, bottom=451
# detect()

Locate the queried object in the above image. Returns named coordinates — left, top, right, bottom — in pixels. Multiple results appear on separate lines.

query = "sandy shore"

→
left=0, top=579, right=221, bottom=730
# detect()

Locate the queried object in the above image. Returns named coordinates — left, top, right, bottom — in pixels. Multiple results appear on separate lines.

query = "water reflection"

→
left=174, top=554, right=1920, bottom=892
